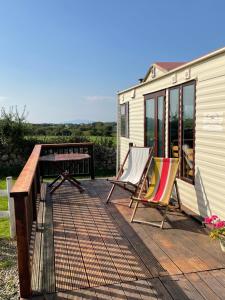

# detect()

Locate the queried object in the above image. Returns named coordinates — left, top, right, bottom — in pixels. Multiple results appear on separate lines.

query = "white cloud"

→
left=83, top=95, right=114, bottom=102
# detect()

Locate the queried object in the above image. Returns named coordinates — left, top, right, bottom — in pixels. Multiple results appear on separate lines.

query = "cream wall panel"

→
left=129, top=97, right=144, bottom=146
left=119, top=138, right=130, bottom=164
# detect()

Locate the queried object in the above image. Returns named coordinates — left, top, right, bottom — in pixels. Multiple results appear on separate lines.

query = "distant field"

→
left=26, top=135, right=116, bottom=146
left=87, top=135, right=116, bottom=146
left=25, top=135, right=73, bottom=143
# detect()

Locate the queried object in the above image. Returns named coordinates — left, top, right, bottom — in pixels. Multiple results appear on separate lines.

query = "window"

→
left=120, top=102, right=129, bottom=138
left=169, top=81, right=195, bottom=183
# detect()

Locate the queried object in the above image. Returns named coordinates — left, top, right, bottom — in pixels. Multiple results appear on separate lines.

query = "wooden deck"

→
left=31, top=179, right=225, bottom=300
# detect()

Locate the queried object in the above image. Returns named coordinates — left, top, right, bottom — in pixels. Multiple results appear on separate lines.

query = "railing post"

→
left=13, top=194, right=31, bottom=299
left=36, top=163, right=41, bottom=194
left=90, top=144, right=95, bottom=180
left=7, top=177, right=16, bottom=239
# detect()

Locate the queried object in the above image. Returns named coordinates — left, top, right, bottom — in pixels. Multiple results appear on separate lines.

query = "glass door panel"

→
left=157, top=96, right=164, bottom=156
left=146, top=98, right=155, bottom=148
left=169, top=88, right=179, bottom=158
left=145, top=91, right=165, bottom=156
left=182, top=84, right=195, bottom=179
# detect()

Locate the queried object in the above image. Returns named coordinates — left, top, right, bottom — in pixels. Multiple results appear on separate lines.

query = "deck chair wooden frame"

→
left=106, top=146, right=153, bottom=204
left=130, top=157, right=181, bottom=229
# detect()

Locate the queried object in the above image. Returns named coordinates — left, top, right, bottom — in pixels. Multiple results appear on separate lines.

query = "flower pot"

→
left=220, top=239, right=225, bottom=252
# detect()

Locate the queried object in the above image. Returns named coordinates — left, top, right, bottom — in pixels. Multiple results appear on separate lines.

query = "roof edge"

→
left=118, top=46, right=225, bottom=95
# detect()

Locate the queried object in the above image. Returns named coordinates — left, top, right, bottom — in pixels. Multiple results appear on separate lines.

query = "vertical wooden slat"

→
left=36, top=164, right=41, bottom=194
left=27, top=192, right=33, bottom=239
left=32, top=178, right=37, bottom=221
left=39, top=142, right=95, bottom=178
left=14, top=194, right=32, bottom=299
left=90, top=144, right=95, bottom=179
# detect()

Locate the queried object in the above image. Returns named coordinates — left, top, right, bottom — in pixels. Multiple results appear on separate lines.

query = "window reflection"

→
left=157, top=96, right=164, bottom=156
left=169, top=88, right=179, bottom=158
left=120, top=103, right=129, bottom=137
left=169, top=82, right=195, bottom=183
left=146, top=99, right=155, bottom=148
left=182, top=84, right=194, bottom=180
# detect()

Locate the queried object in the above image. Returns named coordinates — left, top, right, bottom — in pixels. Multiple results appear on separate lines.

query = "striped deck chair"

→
left=106, top=146, right=153, bottom=203
left=130, top=157, right=181, bottom=229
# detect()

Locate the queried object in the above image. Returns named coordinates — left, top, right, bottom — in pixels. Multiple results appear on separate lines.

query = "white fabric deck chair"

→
left=106, top=146, right=153, bottom=203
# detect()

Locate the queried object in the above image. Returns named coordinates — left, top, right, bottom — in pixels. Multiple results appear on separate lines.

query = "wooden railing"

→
left=10, top=142, right=95, bottom=299
left=10, top=145, right=41, bottom=298
left=40, top=142, right=94, bottom=179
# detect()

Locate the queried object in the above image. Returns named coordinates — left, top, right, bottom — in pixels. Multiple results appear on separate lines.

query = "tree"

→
left=0, top=106, right=29, bottom=146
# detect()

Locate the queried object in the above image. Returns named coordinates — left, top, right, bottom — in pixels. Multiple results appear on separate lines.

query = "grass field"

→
left=0, top=218, right=10, bottom=238
left=0, top=179, right=7, bottom=189
left=0, top=196, right=8, bottom=211
left=0, top=178, right=16, bottom=190
left=25, top=135, right=116, bottom=146
left=87, top=135, right=116, bottom=145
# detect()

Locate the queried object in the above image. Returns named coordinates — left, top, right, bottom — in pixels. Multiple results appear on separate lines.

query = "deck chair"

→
left=106, top=146, right=153, bottom=203
left=130, top=157, right=181, bottom=229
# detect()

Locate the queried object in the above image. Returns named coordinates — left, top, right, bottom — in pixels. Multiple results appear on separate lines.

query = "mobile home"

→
left=117, top=46, right=225, bottom=220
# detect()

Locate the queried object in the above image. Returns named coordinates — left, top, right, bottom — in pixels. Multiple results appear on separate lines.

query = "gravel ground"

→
left=0, top=239, right=19, bottom=300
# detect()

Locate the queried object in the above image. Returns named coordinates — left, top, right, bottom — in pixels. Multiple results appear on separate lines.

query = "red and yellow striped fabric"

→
left=143, top=158, right=179, bottom=205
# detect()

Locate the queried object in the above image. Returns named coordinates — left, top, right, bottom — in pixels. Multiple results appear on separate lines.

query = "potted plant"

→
left=204, top=215, right=225, bottom=252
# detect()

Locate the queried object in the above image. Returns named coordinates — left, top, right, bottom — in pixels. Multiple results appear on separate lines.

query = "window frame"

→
left=168, top=80, right=196, bottom=184
left=120, top=102, right=129, bottom=138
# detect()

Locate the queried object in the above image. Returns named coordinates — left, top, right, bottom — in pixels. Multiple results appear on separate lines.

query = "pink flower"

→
left=214, top=221, right=225, bottom=229
left=204, top=215, right=219, bottom=224
left=204, top=217, right=213, bottom=224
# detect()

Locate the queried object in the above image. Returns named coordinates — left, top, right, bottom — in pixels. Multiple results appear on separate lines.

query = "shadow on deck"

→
left=31, top=179, right=225, bottom=300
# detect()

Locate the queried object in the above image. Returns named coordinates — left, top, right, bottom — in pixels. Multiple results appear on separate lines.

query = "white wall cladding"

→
left=194, top=54, right=225, bottom=219
left=129, top=96, right=144, bottom=145
left=118, top=49, right=225, bottom=219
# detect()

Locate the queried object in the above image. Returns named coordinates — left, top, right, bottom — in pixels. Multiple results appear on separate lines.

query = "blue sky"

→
left=0, top=0, right=224, bottom=123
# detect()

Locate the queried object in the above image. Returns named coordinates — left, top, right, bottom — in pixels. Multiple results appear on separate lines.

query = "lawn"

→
left=0, top=218, right=10, bottom=238
left=0, top=196, right=8, bottom=211
left=0, top=177, right=16, bottom=190
left=0, top=178, right=7, bottom=189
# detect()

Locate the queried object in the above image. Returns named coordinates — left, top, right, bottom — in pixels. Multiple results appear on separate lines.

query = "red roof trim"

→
left=155, top=62, right=187, bottom=71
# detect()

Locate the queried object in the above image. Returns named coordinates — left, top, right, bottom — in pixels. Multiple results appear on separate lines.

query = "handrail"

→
left=10, top=145, right=42, bottom=197
left=40, top=142, right=94, bottom=148
left=10, top=142, right=95, bottom=298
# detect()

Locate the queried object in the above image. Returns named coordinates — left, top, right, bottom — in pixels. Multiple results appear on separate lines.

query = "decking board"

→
left=31, top=179, right=225, bottom=300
